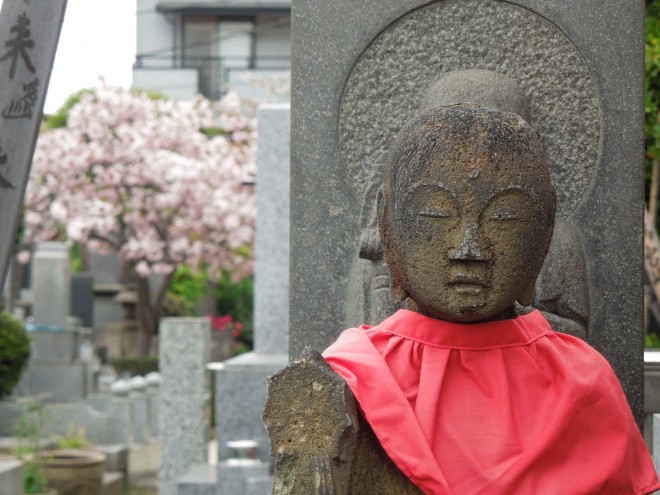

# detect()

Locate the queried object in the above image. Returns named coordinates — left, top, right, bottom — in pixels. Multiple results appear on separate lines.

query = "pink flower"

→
left=23, top=86, right=256, bottom=285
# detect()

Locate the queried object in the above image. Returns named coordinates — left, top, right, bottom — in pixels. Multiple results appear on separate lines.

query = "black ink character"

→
left=0, top=142, right=14, bottom=189
left=0, top=12, right=35, bottom=80
left=2, top=78, right=39, bottom=119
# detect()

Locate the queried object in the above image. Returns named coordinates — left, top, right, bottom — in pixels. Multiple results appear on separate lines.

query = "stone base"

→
left=22, top=361, right=86, bottom=400
left=215, top=352, right=288, bottom=463
left=176, top=463, right=217, bottom=495
left=30, top=329, right=80, bottom=364
left=217, top=461, right=270, bottom=495
left=0, top=459, right=22, bottom=495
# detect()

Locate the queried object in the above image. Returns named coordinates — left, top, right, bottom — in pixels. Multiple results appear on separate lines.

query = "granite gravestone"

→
left=23, top=242, right=86, bottom=400
left=215, top=104, right=290, bottom=465
left=289, top=0, right=645, bottom=422
left=159, top=318, right=211, bottom=495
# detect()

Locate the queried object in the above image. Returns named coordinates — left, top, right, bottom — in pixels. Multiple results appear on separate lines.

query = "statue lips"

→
left=447, top=271, right=490, bottom=296
left=447, top=263, right=491, bottom=296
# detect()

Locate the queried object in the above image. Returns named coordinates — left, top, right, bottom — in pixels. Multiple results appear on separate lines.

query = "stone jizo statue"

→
left=346, top=70, right=589, bottom=339
left=263, top=105, right=658, bottom=494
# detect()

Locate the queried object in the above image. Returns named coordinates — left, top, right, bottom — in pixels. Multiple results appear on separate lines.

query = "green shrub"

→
left=0, top=312, right=30, bottom=399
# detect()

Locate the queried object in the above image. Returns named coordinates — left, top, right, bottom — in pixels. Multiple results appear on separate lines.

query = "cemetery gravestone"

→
left=289, top=0, right=645, bottom=423
left=159, top=318, right=210, bottom=495
left=24, top=242, right=86, bottom=400
left=215, top=104, right=290, bottom=470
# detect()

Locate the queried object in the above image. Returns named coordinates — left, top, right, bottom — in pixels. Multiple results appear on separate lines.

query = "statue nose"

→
left=449, top=221, right=488, bottom=261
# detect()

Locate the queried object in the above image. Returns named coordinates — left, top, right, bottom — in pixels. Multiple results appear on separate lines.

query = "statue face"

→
left=380, top=105, right=555, bottom=322
left=392, top=154, right=547, bottom=321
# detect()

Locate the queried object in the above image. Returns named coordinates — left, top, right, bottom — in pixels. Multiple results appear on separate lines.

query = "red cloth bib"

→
left=323, top=309, right=659, bottom=495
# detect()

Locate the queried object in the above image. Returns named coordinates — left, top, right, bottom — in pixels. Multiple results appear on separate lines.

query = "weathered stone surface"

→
left=346, top=70, right=589, bottom=339
left=264, top=348, right=358, bottom=494
left=339, top=1, right=599, bottom=217
left=263, top=349, right=422, bottom=494
left=290, top=0, right=645, bottom=423
left=159, top=318, right=210, bottom=495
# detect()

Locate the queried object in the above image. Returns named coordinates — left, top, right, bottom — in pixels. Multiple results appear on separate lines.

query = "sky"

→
left=1, top=0, right=137, bottom=113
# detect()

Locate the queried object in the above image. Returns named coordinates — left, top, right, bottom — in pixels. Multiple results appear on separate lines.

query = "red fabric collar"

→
left=377, top=309, right=551, bottom=350
left=323, top=310, right=660, bottom=495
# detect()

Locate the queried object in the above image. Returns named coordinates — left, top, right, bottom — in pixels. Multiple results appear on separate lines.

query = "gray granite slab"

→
left=254, top=104, right=290, bottom=355
left=22, top=361, right=86, bottom=401
left=159, top=318, right=210, bottom=495
left=215, top=352, right=287, bottom=464
left=290, top=0, right=645, bottom=424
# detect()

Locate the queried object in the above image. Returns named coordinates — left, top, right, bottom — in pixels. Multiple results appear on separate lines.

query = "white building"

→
left=133, top=0, right=291, bottom=101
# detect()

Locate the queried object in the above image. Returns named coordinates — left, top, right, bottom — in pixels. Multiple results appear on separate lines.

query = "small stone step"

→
left=102, top=471, right=125, bottom=495
left=176, top=463, right=217, bottom=495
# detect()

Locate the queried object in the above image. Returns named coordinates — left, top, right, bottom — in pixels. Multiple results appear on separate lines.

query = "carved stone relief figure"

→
left=264, top=105, right=656, bottom=494
left=345, top=69, right=589, bottom=339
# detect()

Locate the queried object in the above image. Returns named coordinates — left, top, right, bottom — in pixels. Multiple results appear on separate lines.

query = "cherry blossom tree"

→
left=22, top=87, right=256, bottom=355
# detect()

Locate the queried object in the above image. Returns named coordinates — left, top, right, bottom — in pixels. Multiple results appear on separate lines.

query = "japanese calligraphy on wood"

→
left=0, top=1, right=67, bottom=289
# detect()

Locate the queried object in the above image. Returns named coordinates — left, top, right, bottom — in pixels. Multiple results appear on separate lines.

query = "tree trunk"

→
left=136, top=277, right=155, bottom=356
left=135, top=271, right=175, bottom=357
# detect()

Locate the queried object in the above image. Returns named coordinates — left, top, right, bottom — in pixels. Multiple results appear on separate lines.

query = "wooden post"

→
left=0, top=1, right=68, bottom=290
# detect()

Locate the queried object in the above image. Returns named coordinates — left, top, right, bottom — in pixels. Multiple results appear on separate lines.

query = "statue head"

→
left=378, top=104, right=555, bottom=322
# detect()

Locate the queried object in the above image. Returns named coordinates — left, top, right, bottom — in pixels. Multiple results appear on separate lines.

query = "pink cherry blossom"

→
left=23, top=86, right=256, bottom=355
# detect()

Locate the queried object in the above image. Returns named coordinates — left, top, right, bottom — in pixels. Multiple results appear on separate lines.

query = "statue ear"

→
left=377, top=187, right=409, bottom=303
left=518, top=222, right=554, bottom=307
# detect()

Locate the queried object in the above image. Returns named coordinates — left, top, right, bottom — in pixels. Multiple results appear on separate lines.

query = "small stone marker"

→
left=0, top=1, right=67, bottom=289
